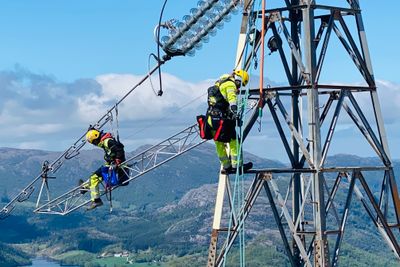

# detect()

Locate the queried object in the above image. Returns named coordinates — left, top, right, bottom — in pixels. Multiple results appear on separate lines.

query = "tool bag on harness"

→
left=208, top=113, right=235, bottom=143
left=100, top=166, right=118, bottom=212
left=100, top=166, right=130, bottom=187
left=100, top=165, right=129, bottom=212
left=101, top=166, right=119, bottom=187
left=196, top=115, right=212, bottom=140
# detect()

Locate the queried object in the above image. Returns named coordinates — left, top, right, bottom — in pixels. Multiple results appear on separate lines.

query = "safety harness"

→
left=207, top=77, right=234, bottom=116
left=196, top=77, right=236, bottom=142
left=98, top=132, right=124, bottom=212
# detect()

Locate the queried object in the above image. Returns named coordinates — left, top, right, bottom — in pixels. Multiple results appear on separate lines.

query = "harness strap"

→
left=214, top=119, right=224, bottom=141
left=100, top=132, right=113, bottom=142
left=198, top=116, right=206, bottom=139
left=215, top=76, right=234, bottom=87
left=108, top=186, right=113, bottom=213
left=103, top=167, right=114, bottom=213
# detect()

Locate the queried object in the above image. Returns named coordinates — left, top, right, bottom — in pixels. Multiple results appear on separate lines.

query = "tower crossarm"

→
left=34, top=123, right=206, bottom=215
left=0, top=61, right=171, bottom=220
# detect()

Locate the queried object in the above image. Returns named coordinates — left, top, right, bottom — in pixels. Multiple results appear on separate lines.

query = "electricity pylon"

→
left=207, top=0, right=400, bottom=266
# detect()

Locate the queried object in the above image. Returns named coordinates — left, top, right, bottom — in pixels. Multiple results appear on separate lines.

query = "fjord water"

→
left=23, top=258, right=78, bottom=267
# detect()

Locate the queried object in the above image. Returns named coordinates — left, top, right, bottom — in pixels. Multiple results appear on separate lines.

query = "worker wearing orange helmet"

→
left=206, top=69, right=253, bottom=174
left=80, top=128, right=129, bottom=210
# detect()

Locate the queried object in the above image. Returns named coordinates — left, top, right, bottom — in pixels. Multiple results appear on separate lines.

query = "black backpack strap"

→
left=207, top=85, right=230, bottom=113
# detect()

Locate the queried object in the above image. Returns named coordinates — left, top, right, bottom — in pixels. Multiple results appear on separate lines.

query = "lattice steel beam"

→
left=34, top=124, right=205, bottom=215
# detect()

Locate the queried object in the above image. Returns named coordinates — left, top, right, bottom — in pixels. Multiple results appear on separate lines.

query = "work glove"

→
left=109, top=159, right=121, bottom=171
left=109, top=163, right=117, bottom=171
left=230, top=104, right=242, bottom=127
left=236, top=115, right=243, bottom=127
left=230, top=104, right=238, bottom=115
left=115, top=159, right=122, bottom=166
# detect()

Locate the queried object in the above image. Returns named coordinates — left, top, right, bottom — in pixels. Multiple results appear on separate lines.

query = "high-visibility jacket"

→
left=97, top=133, right=126, bottom=164
left=215, top=74, right=237, bottom=109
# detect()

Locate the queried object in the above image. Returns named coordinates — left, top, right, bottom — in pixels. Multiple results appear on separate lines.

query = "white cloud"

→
left=0, top=68, right=211, bottom=151
left=14, top=123, right=65, bottom=137
left=317, top=80, right=400, bottom=130
left=376, top=80, right=400, bottom=124
left=17, top=141, right=47, bottom=150
left=1, top=67, right=400, bottom=161
left=76, top=93, right=109, bottom=122
left=334, top=124, right=353, bottom=132
left=77, top=72, right=210, bottom=122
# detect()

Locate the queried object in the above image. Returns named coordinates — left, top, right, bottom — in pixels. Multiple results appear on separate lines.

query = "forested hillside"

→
left=0, top=145, right=399, bottom=266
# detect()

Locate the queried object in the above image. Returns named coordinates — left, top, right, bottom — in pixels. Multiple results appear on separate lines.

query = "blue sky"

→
left=0, top=1, right=397, bottom=83
left=0, top=0, right=399, bottom=163
left=0, top=0, right=241, bottom=82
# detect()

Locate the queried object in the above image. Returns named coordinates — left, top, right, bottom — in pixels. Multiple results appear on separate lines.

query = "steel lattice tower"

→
left=207, top=0, right=400, bottom=266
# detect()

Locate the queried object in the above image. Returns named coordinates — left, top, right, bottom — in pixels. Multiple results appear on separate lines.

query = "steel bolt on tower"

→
left=207, top=0, right=400, bottom=266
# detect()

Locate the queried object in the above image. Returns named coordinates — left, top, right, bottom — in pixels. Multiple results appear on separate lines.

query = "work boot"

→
left=78, top=179, right=88, bottom=195
left=87, top=198, right=103, bottom=211
left=241, top=162, right=253, bottom=172
left=221, top=162, right=253, bottom=175
left=221, top=165, right=233, bottom=175
left=118, top=174, right=130, bottom=187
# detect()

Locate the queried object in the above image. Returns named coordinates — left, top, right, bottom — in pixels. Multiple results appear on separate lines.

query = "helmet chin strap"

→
left=92, top=136, right=101, bottom=146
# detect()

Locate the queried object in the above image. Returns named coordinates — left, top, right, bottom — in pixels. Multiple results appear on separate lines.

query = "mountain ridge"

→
left=1, top=145, right=399, bottom=266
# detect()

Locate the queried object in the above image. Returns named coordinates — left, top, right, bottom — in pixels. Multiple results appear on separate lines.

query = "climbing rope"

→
left=154, top=0, right=170, bottom=96
left=115, top=104, right=120, bottom=142
left=223, top=1, right=263, bottom=266
left=258, top=0, right=266, bottom=115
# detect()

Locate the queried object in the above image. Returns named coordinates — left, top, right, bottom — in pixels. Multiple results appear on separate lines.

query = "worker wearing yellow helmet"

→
left=204, top=69, right=252, bottom=174
left=79, top=127, right=129, bottom=210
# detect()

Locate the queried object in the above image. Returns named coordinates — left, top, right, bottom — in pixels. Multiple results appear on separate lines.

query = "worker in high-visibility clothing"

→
left=79, top=128, right=129, bottom=210
left=206, top=69, right=253, bottom=174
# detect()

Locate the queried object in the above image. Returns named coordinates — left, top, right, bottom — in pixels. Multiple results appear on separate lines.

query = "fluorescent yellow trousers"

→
left=89, top=173, right=102, bottom=201
left=214, top=138, right=238, bottom=169
left=207, top=114, right=239, bottom=169
left=81, top=167, right=103, bottom=201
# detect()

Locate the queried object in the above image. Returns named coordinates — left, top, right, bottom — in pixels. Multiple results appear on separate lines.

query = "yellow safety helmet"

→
left=234, top=69, right=249, bottom=87
left=86, top=129, right=101, bottom=144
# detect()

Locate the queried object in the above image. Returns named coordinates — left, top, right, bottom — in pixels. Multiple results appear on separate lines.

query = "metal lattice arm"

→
left=34, top=124, right=206, bottom=216
left=0, top=62, right=168, bottom=220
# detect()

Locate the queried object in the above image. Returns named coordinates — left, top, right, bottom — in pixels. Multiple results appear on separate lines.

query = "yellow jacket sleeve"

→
left=219, top=79, right=237, bottom=107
